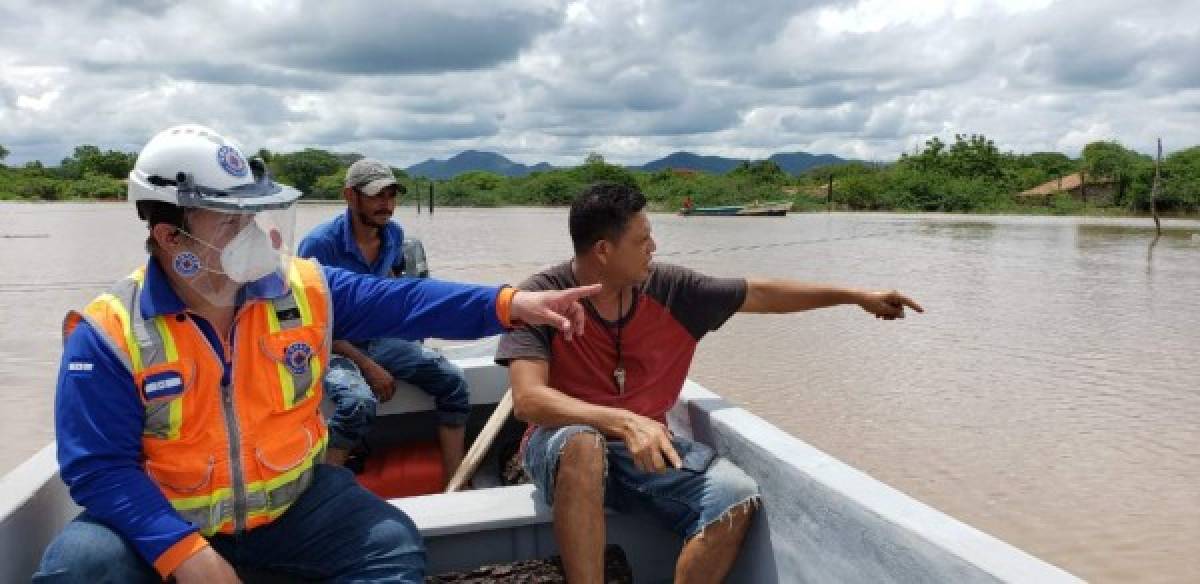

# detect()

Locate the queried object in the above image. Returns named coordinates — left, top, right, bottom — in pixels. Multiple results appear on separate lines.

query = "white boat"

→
left=0, top=342, right=1083, bottom=582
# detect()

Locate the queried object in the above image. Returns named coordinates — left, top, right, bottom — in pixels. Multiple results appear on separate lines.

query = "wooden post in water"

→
left=1118, top=171, right=1126, bottom=205
left=1079, top=169, right=1087, bottom=205
left=429, top=182, right=435, bottom=215
left=1151, top=138, right=1162, bottom=236
left=416, top=179, right=422, bottom=214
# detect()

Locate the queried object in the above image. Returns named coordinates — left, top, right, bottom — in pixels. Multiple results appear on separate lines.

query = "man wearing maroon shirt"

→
left=496, top=182, right=923, bottom=584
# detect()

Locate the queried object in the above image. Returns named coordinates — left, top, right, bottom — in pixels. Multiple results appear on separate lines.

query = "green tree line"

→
left=2, top=135, right=1198, bottom=215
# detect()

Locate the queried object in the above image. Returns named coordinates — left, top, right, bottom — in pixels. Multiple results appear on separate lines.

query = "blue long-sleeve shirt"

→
left=55, top=258, right=506, bottom=568
left=297, top=208, right=406, bottom=278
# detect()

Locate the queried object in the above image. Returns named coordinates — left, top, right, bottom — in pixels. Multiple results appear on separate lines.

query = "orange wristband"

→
left=153, top=532, right=209, bottom=579
left=496, top=286, right=518, bottom=328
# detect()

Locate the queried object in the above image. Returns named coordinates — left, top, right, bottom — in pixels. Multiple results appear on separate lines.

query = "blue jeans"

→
left=523, top=425, right=760, bottom=540
left=34, top=464, right=425, bottom=583
left=325, top=338, right=469, bottom=451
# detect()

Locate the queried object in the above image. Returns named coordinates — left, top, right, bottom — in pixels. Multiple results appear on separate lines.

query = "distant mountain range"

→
left=634, top=151, right=849, bottom=175
left=405, top=150, right=554, bottom=180
left=405, top=149, right=850, bottom=179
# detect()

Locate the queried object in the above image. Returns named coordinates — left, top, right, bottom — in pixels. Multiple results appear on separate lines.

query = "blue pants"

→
left=524, top=425, right=761, bottom=540
left=33, top=464, right=425, bottom=583
left=325, top=338, right=470, bottom=451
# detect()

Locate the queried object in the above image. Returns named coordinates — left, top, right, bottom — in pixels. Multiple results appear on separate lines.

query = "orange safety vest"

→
left=63, top=257, right=332, bottom=535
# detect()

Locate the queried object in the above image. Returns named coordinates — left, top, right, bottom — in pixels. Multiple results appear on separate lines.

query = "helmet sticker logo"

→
left=173, top=251, right=202, bottom=277
left=284, top=342, right=313, bottom=375
left=217, top=145, right=248, bottom=178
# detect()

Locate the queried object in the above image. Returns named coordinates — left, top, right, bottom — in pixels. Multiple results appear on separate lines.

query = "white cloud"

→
left=0, top=0, right=1197, bottom=167
left=16, top=90, right=60, bottom=112
left=816, top=0, right=1056, bottom=34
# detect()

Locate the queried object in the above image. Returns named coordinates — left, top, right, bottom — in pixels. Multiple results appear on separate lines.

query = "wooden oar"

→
left=445, top=389, right=514, bottom=493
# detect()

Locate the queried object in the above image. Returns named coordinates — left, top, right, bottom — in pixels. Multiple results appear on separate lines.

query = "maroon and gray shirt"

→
left=496, top=262, right=746, bottom=423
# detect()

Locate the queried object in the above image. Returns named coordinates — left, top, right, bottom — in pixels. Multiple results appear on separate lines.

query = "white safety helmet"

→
left=130, top=124, right=302, bottom=306
left=129, top=124, right=301, bottom=214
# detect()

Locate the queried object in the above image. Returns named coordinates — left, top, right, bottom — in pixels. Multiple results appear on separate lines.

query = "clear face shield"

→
left=161, top=166, right=301, bottom=307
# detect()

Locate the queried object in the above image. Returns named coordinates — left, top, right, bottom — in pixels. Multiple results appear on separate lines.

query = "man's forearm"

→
left=513, top=383, right=630, bottom=437
left=741, top=278, right=866, bottom=313
left=332, top=340, right=377, bottom=372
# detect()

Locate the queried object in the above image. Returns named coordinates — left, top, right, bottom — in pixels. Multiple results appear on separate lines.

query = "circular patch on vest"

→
left=173, top=251, right=201, bottom=277
left=284, top=341, right=313, bottom=375
left=216, top=145, right=248, bottom=178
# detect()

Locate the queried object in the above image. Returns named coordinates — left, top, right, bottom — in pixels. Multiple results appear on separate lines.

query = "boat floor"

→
left=364, top=407, right=683, bottom=582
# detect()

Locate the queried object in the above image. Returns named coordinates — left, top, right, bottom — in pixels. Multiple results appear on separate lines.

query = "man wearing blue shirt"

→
left=298, top=159, right=469, bottom=480
left=35, top=125, right=597, bottom=583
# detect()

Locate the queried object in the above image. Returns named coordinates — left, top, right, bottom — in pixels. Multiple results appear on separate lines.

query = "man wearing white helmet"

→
left=35, top=124, right=600, bottom=583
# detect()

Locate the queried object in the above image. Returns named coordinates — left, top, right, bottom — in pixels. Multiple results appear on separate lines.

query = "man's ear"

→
left=593, top=239, right=612, bottom=266
left=151, top=223, right=182, bottom=250
left=342, top=186, right=356, bottom=206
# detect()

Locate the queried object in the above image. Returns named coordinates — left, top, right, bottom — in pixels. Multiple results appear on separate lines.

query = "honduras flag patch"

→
left=143, top=370, right=185, bottom=401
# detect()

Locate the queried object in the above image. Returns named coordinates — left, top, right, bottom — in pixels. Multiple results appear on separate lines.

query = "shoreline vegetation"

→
left=2, top=135, right=1198, bottom=217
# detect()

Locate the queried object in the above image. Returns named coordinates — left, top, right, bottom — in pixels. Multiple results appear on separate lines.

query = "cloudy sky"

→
left=1, top=0, right=1197, bottom=167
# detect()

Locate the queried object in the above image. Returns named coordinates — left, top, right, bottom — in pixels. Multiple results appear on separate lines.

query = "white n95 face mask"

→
left=168, top=206, right=296, bottom=306
left=220, top=223, right=282, bottom=283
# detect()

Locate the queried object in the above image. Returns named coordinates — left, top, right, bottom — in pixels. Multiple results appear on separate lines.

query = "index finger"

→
left=897, top=293, right=924, bottom=313
left=659, top=434, right=682, bottom=470
left=566, top=301, right=587, bottom=340
left=558, top=283, right=604, bottom=302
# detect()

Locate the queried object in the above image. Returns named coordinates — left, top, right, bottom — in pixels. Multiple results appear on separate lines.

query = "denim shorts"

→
left=523, top=424, right=760, bottom=540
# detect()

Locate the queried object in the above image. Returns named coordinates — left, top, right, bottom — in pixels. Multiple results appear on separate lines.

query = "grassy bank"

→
left=3, top=134, right=1198, bottom=216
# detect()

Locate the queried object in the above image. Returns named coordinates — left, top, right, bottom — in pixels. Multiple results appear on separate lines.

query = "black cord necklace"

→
left=581, top=283, right=630, bottom=395
left=613, top=289, right=626, bottom=395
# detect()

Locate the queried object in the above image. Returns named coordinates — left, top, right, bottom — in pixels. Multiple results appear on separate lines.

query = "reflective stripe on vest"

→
left=65, top=259, right=331, bottom=536
left=269, top=265, right=320, bottom=409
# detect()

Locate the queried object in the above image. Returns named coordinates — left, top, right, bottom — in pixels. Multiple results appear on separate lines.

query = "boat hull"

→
left=1, top=354, right=1082, bottom=583
left=680, top=205, right=743, bottom=216
left=680, top=202, right=793, bottom=216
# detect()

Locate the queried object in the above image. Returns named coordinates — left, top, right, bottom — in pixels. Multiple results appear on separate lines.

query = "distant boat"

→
left=680, top=201, right=793, bottom=217
left=680, top=205, right=742, bottom=216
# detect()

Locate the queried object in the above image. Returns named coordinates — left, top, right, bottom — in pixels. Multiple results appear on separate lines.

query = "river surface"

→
left=1, top=203, right=1198, bottom=583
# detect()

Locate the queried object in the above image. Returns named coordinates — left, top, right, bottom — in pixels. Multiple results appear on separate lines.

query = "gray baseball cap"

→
left=345, top=158, right=403, bottom=195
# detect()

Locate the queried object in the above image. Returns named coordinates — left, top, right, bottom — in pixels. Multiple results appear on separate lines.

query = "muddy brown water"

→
left=2, top=203, right=1197, bottom=582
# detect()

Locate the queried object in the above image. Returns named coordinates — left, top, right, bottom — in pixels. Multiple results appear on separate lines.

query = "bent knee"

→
left=37, top=520, right=149, bottom=581
left=435, top=381, right=470, bottom=413
left=556, top=432, right=607, bottom=485
left=366, top=513, right=425, bottom=558
left=711, top=460, right=761, bottom=507
left=728, top=476, right=761, bottom=508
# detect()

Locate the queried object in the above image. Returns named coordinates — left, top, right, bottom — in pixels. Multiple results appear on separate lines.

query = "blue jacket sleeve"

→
left=297, top=233, right=334, bottom=265
left=324, top=265, right=507, bottom=342
left=55, top=322, right=199, bottom=566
